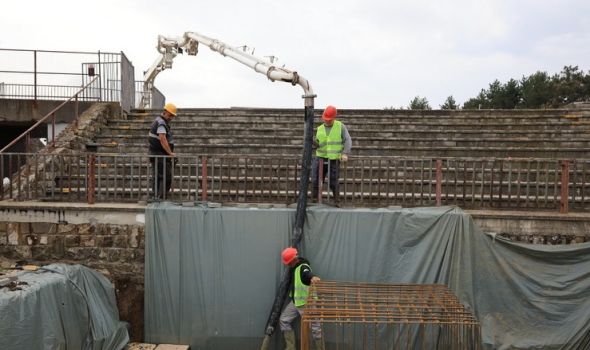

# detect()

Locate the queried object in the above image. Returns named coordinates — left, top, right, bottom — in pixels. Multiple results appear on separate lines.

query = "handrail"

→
left=1, top=152, right=588, bottom=212
left=0, top=48, right=120, bottom=55
left=0, top=75, right=100, bottom=154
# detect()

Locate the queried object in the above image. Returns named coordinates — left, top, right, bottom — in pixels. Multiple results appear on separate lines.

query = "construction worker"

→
left=148, top=103, right=177, bottom=200
left=311, top=105, right=352, bottom=205
left=279, top=247, right=324, bottom=350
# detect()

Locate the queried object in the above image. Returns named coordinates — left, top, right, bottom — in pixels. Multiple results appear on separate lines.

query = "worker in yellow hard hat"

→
left=279, top=247, right=324, bottom=350
left=148, top=102, right=177, bottom=200
left=311, top=105, right=352, bottom=206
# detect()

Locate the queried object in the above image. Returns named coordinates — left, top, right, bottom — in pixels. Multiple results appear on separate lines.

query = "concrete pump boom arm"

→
left=143, top=32, right=317, bottom=346
left=141, top=31, right=315, bottom=108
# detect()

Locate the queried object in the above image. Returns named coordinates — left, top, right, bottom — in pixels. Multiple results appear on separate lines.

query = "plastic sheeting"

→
left=0, top=263, right=129, bottom=350
left=145, top=204, right=590, bottom=350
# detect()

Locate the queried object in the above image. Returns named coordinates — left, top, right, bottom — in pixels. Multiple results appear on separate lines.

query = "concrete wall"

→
left=469, top=210, right=590, bottom=244
left=0, top=99, right=96, bottom=123
left=0, top=202, right=145, bottom=341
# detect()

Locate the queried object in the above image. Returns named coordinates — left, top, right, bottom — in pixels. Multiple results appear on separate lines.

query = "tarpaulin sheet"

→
left=145, top=204, right=590, bottom=349
left=0, top=263, right=129, bottom=350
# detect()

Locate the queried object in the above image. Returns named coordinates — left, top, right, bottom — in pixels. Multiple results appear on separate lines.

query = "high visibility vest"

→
left=291, top=263, right=310, bottom=307
left=316, top=120, right=343, bottom=160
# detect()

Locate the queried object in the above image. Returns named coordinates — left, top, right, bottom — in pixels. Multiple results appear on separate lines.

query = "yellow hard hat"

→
left=164, top=103, right=177, bottom=116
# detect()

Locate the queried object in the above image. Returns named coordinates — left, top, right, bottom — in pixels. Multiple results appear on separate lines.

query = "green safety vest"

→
left=290, top=263, right=311, bottom=307
left=316, top=120, right=343, bottom=160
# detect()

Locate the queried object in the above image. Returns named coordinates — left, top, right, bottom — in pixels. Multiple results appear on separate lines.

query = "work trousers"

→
left=279, top=300, right=322, bottom=339
left=311, top=157, right=340, bottom=200
left=150, top=156, right=172, bottom=200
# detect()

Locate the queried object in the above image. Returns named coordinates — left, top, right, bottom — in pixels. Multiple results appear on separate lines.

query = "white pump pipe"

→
left=142, top=32, right=318, bottom=344
left=141, top=31, right=315, bottom=108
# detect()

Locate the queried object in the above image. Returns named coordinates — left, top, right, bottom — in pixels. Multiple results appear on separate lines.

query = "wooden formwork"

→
left=301, top=281, right=481, bottom=350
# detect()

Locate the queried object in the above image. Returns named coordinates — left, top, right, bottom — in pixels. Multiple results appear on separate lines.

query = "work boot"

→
left=283, top=330, right=296, bottom=350
left=332, top=192, right=340, bottom=207
left=312, top=338, right=325, bottom=350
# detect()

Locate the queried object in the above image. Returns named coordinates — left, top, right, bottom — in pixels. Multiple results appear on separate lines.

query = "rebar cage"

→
left=301, top=281, right=482, bottom=350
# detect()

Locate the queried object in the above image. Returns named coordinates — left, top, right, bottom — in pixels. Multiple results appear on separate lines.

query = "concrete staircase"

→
left=95, top=108, right=590, bottom=158
left=36, top=108, right=590, bottom=209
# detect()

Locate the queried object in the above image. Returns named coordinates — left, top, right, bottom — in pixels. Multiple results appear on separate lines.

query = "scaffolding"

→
left=302, top=281, right=482, bottom=350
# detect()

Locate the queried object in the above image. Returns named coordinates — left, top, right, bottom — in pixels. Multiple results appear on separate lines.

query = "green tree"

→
left=408, top=96, right=431, bottom=110
left=440, top=95, right=458, bottom=110
left=463, top=66, right=590, bottom=109
left=519, top=71, right=554, bottom=108
left=484, top=79, right=519, bottom=108
left=500, top=79, right=521, bottom=108
left=463, top=79, right=521, bottom=109
left=550, top=65, right=590, bottom=106
left=463, top=90, right=488, bottom=109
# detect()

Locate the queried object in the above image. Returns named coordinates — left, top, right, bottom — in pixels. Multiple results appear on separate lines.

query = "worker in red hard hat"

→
left=312, top=105, right=352, bottom=206
left=279, top=247, right=324, bottom=350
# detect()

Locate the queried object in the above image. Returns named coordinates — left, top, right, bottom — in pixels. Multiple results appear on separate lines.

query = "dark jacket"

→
left=148, top=116, right=174, bottom=155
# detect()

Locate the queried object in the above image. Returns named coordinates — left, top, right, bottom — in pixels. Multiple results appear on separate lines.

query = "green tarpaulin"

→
left=0, top=264, right=129, bottom=350
left=145, top=204, right=590, bottom=349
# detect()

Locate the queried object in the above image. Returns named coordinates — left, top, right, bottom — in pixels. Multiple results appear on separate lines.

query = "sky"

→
left=1, top=0, right=589, bottom=109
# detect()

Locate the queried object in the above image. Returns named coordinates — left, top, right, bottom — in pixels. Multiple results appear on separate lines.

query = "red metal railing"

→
left=1, top=153, right=589, bottom=213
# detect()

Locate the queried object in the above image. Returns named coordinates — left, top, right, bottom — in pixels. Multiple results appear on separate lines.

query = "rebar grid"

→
left=301, top=281, right=482, bottom=350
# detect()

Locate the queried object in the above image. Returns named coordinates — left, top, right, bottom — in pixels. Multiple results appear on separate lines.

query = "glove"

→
left=341, top=154, right=349, bottom=162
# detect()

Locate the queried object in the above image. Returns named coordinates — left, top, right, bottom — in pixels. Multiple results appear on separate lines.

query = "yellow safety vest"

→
left=316, top=120, right=343, bottom=160
left=291, top=263, right=310, bottom=307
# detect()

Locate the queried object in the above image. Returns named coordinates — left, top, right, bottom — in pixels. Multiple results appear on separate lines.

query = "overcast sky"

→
left=1, top=0, right=589, bottom=109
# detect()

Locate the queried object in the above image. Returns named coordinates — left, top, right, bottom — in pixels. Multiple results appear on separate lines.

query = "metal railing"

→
left=0, top=83, right=102, bottom=101
left=1, top=153, right=589, bottom=212
left=0, top=76, right=100, bottom=154
left=134, top=81, right=165, bottom=108
left=0, top=49, right=145, bottom=111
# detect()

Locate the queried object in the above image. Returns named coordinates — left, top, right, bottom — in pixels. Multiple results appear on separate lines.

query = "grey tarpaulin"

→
left=145, top=203, right=590, bottom=350
left=0, top=263, right=129, bottom=350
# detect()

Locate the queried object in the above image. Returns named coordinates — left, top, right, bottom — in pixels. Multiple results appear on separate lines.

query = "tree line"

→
left=387, top=65, right=590, bottom=110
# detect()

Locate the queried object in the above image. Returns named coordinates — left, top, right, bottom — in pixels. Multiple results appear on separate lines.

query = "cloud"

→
left=1, top=0, right=589, bottom=109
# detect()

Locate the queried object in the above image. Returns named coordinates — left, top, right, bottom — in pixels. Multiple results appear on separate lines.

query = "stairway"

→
left=34, top=108, right=590, bottom=209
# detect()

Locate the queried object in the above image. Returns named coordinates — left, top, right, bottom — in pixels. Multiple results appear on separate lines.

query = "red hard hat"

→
left=322, top=105, right=337, bottom=122
left=281, top=247, right=298, bottom=265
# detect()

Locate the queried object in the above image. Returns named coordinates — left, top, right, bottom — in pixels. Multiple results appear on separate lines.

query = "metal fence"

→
left=1, top=153, right=589, bottom=212
left=0, top=48, right=160, bottom=112
left=0, top=83, right=102, bottom=101
left=134, top=81, right=165, bottom=109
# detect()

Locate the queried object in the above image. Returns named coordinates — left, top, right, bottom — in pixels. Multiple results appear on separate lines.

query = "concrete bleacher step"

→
left=95, top=134, right=590, bottom=148
left=41, top=186, right=589, bottom=210
left=54, top=159, right=576, bottom=178
left=128, top=108, right=580, bottom=121
left=57, top=175, right=572, bottom=188
left=94, top=143, right=590, bottom=158
left=102, top=125, right=590, bottom=139
left=49, top=171, right=575, bottom=198
left=114, top=117, right=586, bottom=128
left=108, top=122, right=590, bottom=136
left=95, top=106, right=590, bottom=159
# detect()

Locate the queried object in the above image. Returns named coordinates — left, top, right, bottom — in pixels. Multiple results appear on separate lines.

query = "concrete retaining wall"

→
left=0, top=202, right=145, bottom=341
left=0, top=99, right=95, bottom=123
